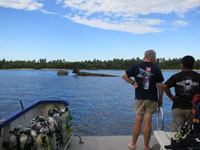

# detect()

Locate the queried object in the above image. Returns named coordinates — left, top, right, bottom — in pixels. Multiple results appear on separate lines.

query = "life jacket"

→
left=165, top=94, right=200, bottom=150
left=191, top=94, right=200, bottom=133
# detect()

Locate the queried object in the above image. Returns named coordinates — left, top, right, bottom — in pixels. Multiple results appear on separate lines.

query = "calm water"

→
left=0, top=70, right=177, bottom=135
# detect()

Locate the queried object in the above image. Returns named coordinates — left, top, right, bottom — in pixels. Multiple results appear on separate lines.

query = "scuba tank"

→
left=47, top=114, right=63, bottom=150
left=59, top=106, right=73, bottom=143
left=47, top=117, right=57, bottom=150
left=48, top=107, right=60, bottom=117
left=33, top=116, right=46, bottom=133
left=31, top=116, right=50, bottom=134
left=2, top=125, right=21, bottom=150
left=31, top=116, right=51, bottom=150
left=19, top=128, right=34, bottom=150
left=35, top=128, right=50, bottom=150
left=48, top=106, right=65, bottom=149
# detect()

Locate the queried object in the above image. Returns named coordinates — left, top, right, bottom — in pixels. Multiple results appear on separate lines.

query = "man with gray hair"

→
left=122, top=49, right=164, bottom=150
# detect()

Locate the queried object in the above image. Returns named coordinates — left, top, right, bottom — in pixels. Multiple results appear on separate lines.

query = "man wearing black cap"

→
left=163, top=55, right=200, bottom=132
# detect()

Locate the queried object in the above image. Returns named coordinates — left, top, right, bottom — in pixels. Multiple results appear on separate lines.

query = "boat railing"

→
left=63, top=134, right=84, bottom=150
left=157, top=107, right=164, bottom=131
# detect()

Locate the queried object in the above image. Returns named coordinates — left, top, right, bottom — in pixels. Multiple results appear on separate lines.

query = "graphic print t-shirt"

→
left=165, top=71, right=200, bottom=109
left=126, top=62, right=164, bottom=101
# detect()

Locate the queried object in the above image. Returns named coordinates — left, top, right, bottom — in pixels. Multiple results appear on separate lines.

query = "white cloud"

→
left=56, top=0, right=63, bottom=4
left=0, top=40, right=4, bottom=43
left=0, top=0, right=43, bottom=11
left=64, top=15, right=164, bottom=34
left=173, top=20, right=188, bottom=27
left=62, top=0, right=200, bottom=34
left=40, top=9, right=57, bottom=15
left=1, top=0, right=200, bottom=34
left=63, top=0, right=200, bottom=16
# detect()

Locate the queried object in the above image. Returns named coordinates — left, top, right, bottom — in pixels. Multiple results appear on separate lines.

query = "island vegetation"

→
left=0, top=58, right=200, bottom=70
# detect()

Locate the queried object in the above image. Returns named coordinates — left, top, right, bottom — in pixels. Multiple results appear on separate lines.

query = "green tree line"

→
left=0, top=58, right=200, bottom=70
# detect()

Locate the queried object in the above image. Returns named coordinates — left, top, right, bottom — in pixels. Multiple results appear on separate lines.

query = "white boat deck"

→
left=154, top=131, right=176, bottom=150
left=69, top=135, right=160, bottom=150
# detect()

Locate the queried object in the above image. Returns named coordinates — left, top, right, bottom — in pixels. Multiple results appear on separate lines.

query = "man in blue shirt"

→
left=122, top=50, right=164, bottom=150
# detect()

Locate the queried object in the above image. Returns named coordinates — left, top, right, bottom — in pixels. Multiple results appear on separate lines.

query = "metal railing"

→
left=157, top=107, right=164, bottom=131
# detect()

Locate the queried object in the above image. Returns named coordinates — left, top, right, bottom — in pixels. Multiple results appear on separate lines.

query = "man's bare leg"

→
left=143, top=112, right=153, bottom=150
left=128, top=114, right=143, bottom=150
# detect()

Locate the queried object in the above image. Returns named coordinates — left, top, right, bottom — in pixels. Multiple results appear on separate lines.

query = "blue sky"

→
left=0, top=0, right=200, bottom=62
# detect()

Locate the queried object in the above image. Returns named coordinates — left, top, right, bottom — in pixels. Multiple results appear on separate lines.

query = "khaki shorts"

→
left=134, top=99, right=158, bottom=115
left=171, top=108, right=192, bottom=132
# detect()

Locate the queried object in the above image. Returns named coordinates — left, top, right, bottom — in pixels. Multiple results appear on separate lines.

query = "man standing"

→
left=163, top=55, right=200, bottom=132
left=122, top=50, right=164, bottom=150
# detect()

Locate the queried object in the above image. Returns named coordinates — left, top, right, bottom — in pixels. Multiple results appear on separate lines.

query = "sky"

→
left=0, top=0, right=200, bottom=62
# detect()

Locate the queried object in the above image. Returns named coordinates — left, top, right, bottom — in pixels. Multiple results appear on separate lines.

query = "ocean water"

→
left=0, top=70, right=177, bottom=135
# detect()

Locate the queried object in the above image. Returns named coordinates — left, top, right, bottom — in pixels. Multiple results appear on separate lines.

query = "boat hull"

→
left=0, top=100, right=72, bottom=150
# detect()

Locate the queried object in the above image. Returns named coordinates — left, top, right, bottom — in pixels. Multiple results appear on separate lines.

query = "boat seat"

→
left=154, top=130, right=176, bottom=150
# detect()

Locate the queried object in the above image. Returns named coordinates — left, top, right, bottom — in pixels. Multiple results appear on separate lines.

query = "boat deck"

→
left=154, top=131, right=176, bottom=150
left=69, top=135, right=160, bottom=150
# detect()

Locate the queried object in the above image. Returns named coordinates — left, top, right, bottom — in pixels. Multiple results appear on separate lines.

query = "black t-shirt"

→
left=126, top=62, right=164, bottom=101
left=165, top=71, right=200, bottom=109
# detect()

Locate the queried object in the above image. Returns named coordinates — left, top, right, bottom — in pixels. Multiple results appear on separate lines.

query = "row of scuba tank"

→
left=3, top=106, right=73, bottom=150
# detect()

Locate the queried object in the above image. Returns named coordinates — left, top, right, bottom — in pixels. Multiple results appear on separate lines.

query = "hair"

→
left=182, top=55, right=195, bottom=69
left=144, top=49, right=156, bottom=59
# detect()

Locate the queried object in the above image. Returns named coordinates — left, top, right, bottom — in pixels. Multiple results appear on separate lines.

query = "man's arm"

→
left=158, top=82, right=163, bottom=108
left=163, top=84, right=177, bottom=100
left=122, top=72, right=138, bottom=89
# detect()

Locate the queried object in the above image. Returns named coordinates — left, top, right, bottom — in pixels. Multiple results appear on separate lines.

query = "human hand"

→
left=158, top=99, right=163, bottom=108
left=170, top=96, right=179, bottom=101
left=133, top=82, right=138, bottom=89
